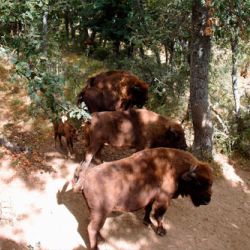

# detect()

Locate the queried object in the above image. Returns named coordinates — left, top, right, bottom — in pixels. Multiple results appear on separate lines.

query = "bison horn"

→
left=181, top=166, right=197, bottom=181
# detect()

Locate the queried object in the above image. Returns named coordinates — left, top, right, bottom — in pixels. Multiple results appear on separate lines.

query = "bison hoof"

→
left=156, top=227, right=167, bottom=236
left=143, top=219, right=152, bottom=227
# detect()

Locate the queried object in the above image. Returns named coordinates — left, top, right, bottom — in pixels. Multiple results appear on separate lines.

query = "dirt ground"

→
left=0, top=80, right=250, bottom=250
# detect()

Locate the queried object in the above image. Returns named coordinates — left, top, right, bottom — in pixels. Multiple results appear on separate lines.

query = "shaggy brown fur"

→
left=77, top=70, right=149, bottom=112
left=74, top=148, right=213, bottom=250
left=80, top=108, right=187, bottom=168
left=77, top=87, right=123, bottom=113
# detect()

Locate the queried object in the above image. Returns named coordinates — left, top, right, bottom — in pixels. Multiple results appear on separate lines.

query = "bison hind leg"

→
left=153, top=204, right=167, bottom=236
left=66, top=138, right=74, bottom=157
left=54, top=132, right=58, bottom=148
left=143, top=200, right=154, bottom=226
left=91, top=144, right=103, bottom=164
left=58, top=134, right=63, bottom=148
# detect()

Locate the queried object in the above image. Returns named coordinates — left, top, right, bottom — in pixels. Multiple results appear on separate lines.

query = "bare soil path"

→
left=0, top=75, right=250, bottom=250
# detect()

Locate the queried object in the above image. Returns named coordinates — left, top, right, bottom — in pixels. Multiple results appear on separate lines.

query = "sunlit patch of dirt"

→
left=214, top=153, right=249, bottom=189
left=230, top=151, right=250, bottom=171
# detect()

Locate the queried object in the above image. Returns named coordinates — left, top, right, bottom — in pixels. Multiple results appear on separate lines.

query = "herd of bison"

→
left=53, top=70, right=213, bottom=250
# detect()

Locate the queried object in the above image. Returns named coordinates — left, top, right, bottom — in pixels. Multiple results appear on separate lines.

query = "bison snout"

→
left=202, top=195, right=211, bottom=205
left=192, top=194, right=211, bottom=207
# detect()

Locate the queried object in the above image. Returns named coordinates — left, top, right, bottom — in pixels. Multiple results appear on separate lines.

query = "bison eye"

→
left=193, top=180, right=201, bottom=187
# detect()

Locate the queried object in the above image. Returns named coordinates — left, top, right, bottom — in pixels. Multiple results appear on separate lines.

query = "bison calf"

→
left=74, top=148, right=213, bottom=250
left=81, top=108, right=187, bottom=168
left=53, top=119, right=77, bottom=155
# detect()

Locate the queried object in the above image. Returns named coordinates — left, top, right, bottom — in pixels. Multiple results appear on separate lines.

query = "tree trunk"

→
left=139, top=46, right=145, bottom=59
left=69, top=16, right=75, bottom=45
left=64, top=10, right=70, bottom=45
left=42, top=9, right=48, bottom=53
left=113, top=40, right=120, bottom=56
left=231, top=30, right=241, bottom=118
left=190, top=0, right=213, bottom=160
left=153, top=46, right=161, bottom=65
left=126, top=42, right=134, bottom=57
left=164, top=44, right=169, bottom=65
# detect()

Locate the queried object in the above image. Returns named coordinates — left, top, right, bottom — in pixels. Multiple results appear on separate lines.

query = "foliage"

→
left=86, top=0, right=134, bottom=42
left=208, top=42, right=250, bottom=156
left=233, top=112, right=250, bottom=156
left=213, top=0, right=250, bottom=43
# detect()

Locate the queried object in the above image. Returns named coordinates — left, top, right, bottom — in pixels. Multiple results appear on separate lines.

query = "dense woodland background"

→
left=0, top=0, right=249, bottom=161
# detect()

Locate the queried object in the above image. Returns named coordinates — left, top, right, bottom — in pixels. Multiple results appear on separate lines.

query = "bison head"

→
left=176, top=163, right=213, bottom=207
left=165, top=125, right=187, bottom=150
left=128, top=83, right=148, bottom=108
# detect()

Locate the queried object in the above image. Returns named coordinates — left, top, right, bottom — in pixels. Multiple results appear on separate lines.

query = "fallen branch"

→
left=0, top=133, right=31, bottom=154
left=210, top=106, right=229, bottom=134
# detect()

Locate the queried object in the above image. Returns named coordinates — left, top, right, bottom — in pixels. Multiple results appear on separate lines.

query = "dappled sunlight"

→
left=101, top=237, right=150, bottom=250
left=100, top=212, right=168, bottom=250
left=214, top=153, right=248, bottom=191
left=0, top=152, right=87, bottom=249
left=1, top=112, right=86, bottom=250
left=46, top=156, right=80, bottom=181
left=0, top=155, right=15, bottom=182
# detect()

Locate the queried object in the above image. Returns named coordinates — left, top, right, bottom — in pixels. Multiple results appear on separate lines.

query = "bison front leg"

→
left=153, top=205, right=167, bottom=236
left=88, top=211, right=107, bottom=250
left=81, top=143, right=102, bottom=167
left=81, top=152, right=94, bottom=168
left=143, top=201, right=154, bottom=226
left=152, top=196, right=170, bottom=236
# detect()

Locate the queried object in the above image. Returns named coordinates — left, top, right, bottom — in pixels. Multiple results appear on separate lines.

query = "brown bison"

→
left=74, top=148, right=213, bottom=250
left=77, top=70, right=149, bottom=112
left=80, top=108, right=187, bottom=168
left=77, top=87, right=123, bottom=113
left=53, top=118, right=77, bottom=155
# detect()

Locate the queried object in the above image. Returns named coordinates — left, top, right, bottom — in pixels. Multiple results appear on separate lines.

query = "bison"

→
left=77, top=87, right=123, bottom=113
left=74, top=148, right=213, bottom=250
left=77, top=70, right=149, bottom=112
left=53, top=118, right=77, bottom=155
left=80, top=108, right=187, bottom=168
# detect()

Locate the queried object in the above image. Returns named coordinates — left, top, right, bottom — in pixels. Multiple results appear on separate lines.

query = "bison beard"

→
left=77, top=70, right=149, bottom=113
left=74, top=148, right=213, bottom=250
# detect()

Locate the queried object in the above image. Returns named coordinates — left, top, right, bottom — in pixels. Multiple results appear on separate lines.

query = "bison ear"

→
left=131, top=85, right=141, bottom=93
left=181, top=167, right=197, bottom=182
